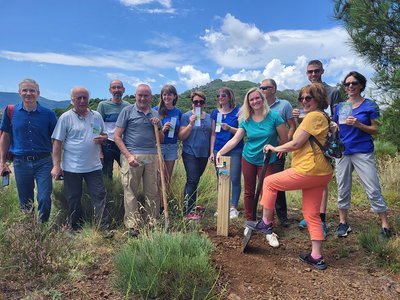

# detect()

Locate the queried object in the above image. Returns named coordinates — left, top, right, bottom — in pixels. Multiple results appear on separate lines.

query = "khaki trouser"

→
left=120, top=154, right=160, bottom=229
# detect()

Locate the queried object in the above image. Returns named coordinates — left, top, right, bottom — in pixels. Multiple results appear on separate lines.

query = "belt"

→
left=14, top=153, right=51, bottom=161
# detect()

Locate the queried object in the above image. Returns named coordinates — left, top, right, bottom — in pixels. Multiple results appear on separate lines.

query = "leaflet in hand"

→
left=168, top=117, right=177, bottom=138
left=339, top=102, right=352, bottom=124
left=195, top=107, right=201, bottom=126
left=215, top=113, right=222, bottom=132
left=92, top=117, right=101, bottom=138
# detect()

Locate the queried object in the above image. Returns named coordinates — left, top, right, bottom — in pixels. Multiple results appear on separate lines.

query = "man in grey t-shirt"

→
left=114, top=84, right=164, bottom=237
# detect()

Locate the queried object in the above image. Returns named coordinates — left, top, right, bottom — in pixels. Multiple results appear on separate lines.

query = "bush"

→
left=114, top=230, right=217, bottom=299
left=374, top=140, right=398, bottom=158
left=0, top=214, right=75, bottom=285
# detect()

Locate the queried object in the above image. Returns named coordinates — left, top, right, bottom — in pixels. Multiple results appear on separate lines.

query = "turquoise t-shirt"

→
left=239, top=110, right=284, bottom=166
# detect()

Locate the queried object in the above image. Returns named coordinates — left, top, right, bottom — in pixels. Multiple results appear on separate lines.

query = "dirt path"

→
left=208, top=224, right=400, bottom=300
left=2, top=209, right=399, bottom=299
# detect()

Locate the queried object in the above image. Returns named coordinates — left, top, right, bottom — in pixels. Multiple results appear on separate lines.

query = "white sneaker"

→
left=229, top=207, right=239, bottom=219
left=266, top=232, right=279, bottom=248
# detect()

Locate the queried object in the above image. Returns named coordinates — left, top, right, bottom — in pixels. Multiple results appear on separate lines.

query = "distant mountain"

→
left=177, top=79, right=299, bottom=113
left=0, top=92, right=70, bottom=110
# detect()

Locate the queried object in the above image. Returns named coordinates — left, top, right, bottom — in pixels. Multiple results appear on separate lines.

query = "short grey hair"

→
left=19, top=79, right=40, bottom=92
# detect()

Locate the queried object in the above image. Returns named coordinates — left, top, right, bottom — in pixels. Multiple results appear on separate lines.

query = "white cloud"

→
left=219, top=55, right=375, bottom=91
left=201, top=13, right=354, bottom=69
left=106, top=72, right=156, bottom=91
left=175, top=65, right=212, bottom=89
left=119, top=0, right=175, bottom=13
left=0, top=49, right=182, bottom=71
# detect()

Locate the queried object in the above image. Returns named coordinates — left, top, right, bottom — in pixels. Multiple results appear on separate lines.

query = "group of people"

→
left=0, top=59, right=391, bottom=270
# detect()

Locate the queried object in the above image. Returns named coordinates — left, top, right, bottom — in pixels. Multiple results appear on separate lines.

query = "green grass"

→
left=357, top=222, right=400, bottom=272
left=0, top=151, right=399, bottom=298
left=114, top=229, right=218, bottom=299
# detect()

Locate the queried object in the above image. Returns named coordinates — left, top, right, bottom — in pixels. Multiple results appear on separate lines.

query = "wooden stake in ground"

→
left=216, top=156, right=231, bottom=236
left=153, top=124, right=169, bottom=230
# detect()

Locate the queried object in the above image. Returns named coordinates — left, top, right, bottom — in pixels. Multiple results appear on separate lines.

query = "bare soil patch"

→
left=1, top=208, right=399, bottom=299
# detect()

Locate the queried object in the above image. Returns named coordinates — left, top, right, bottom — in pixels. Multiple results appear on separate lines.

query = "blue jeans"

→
left=13, top=155, right=53, bottom=222
left=101, top=140, right=121, bottom=179
left=182, top=152, right=208, bottom=214
left=63, top=169, right=110, bottom=230
left=214, top=149, right=242, bottom=207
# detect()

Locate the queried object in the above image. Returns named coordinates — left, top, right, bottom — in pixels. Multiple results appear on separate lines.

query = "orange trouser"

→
left=260, top=168, right=332, bottom=241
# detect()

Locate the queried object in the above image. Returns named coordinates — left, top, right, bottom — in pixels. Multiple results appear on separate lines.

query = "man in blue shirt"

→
left=260, top=79, right=295, bottom=227
left=0, top=79, right=57, bottom=222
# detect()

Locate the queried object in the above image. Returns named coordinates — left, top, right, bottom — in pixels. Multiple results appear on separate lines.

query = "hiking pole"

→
left=153, top=124, right=169, bottom=231
left=242, top=150, right=272, bottom=252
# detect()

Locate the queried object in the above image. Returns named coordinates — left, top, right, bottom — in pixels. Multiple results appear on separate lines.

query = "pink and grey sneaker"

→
left=184, top=212, right=202, bottom=221
left=194, top=205, right=205, bottom=212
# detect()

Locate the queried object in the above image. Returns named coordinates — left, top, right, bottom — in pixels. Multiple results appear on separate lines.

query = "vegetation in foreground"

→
left=0, top=144, right=399, bottom=299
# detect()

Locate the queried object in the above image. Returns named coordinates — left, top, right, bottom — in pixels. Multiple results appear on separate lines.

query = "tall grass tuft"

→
left=114, top=230, right=218, bottom=299
left=357, top=223, right=400, bottom=272
left=376, top=154, right=400, bottom=206
left=0, top=177, right=21, bottom=223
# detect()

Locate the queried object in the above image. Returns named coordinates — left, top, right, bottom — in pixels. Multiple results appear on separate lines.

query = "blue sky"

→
left=0, top=0, right=373, bottom=101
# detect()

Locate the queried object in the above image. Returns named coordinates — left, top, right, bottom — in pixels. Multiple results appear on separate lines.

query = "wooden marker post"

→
left=217, top=156, right=231, bottom=236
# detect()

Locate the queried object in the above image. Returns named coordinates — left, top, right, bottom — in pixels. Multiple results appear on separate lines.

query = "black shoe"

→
left=101, top=229, right=114, bottom=239
left=129, top=228, right=139, bottom=238
left=279, top=218, right=292, bottom=228
left=379, top=228, right=392, bottom=239
left=299, top=253, right=327, bottom=270
left=335, top=223, right=351, bottom=237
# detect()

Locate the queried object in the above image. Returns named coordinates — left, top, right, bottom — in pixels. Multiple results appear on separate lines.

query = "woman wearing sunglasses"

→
left=333, top=71, right=391, bottom=239
left=209, top=87, right=243, bottom=219
left=260, top=82, right=333, bottom=270
left=216, top=87, right=288, bottom=247
left=179, top=91, right=211, bottom=220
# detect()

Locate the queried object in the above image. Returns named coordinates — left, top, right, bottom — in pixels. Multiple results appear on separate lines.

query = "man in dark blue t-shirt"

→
left=0, top=79, right=57, bottom=222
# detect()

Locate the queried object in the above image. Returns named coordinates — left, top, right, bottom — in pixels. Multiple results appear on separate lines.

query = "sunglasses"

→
left=259, top=86, right=273, bottom=90
left=307, top=69, right=321, bottom=74
left=193, top=100, right=205, bottom=105
left=298, top=95, right=313, bottom=103
left=343, top=81, right=360, bottom=87
left=216, top=93, right=227, bottom=98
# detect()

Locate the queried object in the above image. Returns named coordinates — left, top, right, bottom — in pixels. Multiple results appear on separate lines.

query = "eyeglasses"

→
left=193, top=100, right=205, bottom=105
left=259, top=86, right=274, bottom=90
left=110, top=85, right=123, bottom=89
left=298, top=96, right=313, bottom=103
left=306, top=69, right=321, bottom=74
left=216, top=93, right=227, bottom=98
left=343, top=81, right=360, bottom=87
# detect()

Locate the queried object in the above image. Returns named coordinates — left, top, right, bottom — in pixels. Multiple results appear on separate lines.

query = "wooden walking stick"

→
left=154, top=124, right=169, bottom=230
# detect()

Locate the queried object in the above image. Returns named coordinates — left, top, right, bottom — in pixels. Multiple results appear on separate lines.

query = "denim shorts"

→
left=161, top=143, right=178, bottom=161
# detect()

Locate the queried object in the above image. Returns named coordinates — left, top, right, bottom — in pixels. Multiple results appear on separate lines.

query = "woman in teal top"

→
left=216, top=87, right=288, bottom=222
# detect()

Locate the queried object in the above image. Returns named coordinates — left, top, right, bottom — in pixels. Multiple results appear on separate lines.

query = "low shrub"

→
left=0, top=214, right=74, bottom=285
left=114, top=230, right=217, bottom=299
left=374, top=140, right=398, bottom=158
